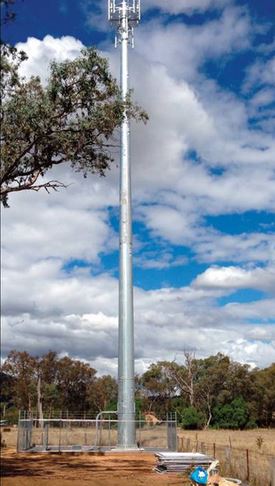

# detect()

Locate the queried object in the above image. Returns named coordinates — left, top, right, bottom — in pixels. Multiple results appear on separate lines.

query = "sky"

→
left=2, top=0, right=275, bottom=375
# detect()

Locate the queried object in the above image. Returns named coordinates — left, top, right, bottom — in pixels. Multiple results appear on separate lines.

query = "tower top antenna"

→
left=108, top=0, right=141, bottom=28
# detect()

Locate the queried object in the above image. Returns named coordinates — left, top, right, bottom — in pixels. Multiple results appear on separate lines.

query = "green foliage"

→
left=140, top=361, right=178, bottom=400
left=213, top=397, right=250, bottom=429
left=179, top=406, right=205, bottom=430
left=2, top=406, right=18, bottom=425
left=1, top=350, right=38, bottom=410
left=245, top=419, right=258, bottom=429
left=55, top=356, right=97, bottom=411
left=87, top=375, right=117, bottom=412
left=104, top=400, right=117, bottom=413
left=1, top=350, right=275, bottom=429
left=255, top=363, right=275, bottom=426
left=1, top=45, right=148, bottom=206
left=135, top=398, right=143, bottom=417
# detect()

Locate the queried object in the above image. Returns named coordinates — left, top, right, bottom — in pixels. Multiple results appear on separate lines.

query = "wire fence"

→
left=18, top=412, right=177, bottom=453
left=178, top=435, right=275, bottom=486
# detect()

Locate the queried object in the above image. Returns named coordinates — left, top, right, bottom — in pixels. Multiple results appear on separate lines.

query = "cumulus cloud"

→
left=193, top=231, right=275, bottom=263
left=16, top=35, right=84, bottom=82
left=3, top=261, right=275, bottom=370
left=1, top=168, right=119, bottom=272
left=2, top=1, right=275, bottom=373
left=135, top=6, right=252, bottom=80
left=193, top=265, right=275, bottom=293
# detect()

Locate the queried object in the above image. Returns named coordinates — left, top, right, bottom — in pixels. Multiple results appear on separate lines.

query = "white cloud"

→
left=138, top=204, right=195, bottom=244
left=193, top=231, right=275, bottom=263
left=3, top=260, right=275, bottom=370
left=143, top=0, right=231, bottom=15
left=193, top=265, right=275, bottom=293
left=2, top=175, right=117, bottom=268
left=250, top=88, right=275, bottom=108
left=81, top=0, right=232, bottom=32
left=2, top=3, right=275, bottom=374
left=135, top=251, right=188, bottom=270
left=244, top=56, right=275, bottom=91
left=225, top=298, right=275, bottom=321
left=135, top=6, right=252, bottom=81
left=2, top=258, right=119, bottom=318
left=16, top=35, right=84, bottom=82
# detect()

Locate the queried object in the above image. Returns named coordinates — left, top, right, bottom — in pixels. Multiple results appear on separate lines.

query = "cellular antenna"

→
left=108, top=0, right=141, bottom=449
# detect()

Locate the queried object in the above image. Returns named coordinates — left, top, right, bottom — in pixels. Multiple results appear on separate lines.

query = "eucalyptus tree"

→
left=1, top=46, right=147, bottom=206
left=88, top=375, right=118, bottom=413
left=1, top=350, right=38, bottom=411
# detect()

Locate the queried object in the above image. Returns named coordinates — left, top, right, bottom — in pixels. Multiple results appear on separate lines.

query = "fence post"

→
left=139, top=412, right=142, bottom=447
left=246, top=449, right=250, bottom=482
left=224, top=446, right=232, bottom=476
left=58, top=420, right=61, bottom=453
left=108, top=416, right=111, bottom=446
left=213, top=442, right=216, bottom=458
left=270, top=458, right=275, bottom=486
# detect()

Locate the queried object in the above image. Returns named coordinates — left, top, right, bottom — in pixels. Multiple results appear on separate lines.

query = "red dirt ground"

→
left=1, top=448, right=189, bottom=486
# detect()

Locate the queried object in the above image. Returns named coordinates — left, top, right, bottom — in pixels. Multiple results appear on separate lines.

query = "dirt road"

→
left=1, top=448, right=188, bottom=486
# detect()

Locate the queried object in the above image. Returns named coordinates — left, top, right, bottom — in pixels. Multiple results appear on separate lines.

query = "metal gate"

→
left=17, top=415, right=33, bottom=451
left=167, top=413, right=177, bottom=451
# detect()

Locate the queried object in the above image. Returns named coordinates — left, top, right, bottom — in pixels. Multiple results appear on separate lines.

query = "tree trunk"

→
left=37, top=375, right=43, bottom=427
left=204, top=393, right=212, bottom=429
left=28, top=395, right=32, bottom=414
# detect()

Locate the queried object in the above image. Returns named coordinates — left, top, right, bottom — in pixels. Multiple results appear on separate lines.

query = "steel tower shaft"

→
left=108, top=0, right=140, bottom=448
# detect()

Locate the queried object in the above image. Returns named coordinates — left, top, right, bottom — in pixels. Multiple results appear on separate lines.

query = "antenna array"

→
left=108, top=0, right=140, bottom=25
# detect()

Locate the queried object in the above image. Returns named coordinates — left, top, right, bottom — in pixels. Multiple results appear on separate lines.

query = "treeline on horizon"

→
left=1, top=350, right=274, bottom=430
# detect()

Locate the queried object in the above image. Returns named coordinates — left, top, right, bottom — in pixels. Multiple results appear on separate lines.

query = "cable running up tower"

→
left=108, top=0, right=141, bottom=448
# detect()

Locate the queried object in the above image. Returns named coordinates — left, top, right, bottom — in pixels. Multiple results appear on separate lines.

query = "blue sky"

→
left=2, top=0, right=275, bottom=373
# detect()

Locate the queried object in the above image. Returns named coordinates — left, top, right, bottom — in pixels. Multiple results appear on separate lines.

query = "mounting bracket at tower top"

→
left=108, top=0, right=140, bottom=25
left=108, top=0, right=140, bottom=47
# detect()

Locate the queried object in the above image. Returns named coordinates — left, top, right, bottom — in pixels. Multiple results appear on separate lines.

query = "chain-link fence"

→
left=178, top=435, right=275, bottom=486
left=17, top=411, right=177, bottom=453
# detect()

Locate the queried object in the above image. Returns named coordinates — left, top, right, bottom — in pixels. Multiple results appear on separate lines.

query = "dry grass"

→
left=177, top=428, right=275, bottom=486
left=1, top=424, right=169, bottom=450
left=1, top=427, right=18, bottom=448
left=3, top=426, right=275, bottom=453
left=177, top=428, right=275, bottom=455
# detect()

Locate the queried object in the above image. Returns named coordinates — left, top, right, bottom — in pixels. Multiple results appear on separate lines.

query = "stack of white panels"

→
left=154, top=452, right=214, bottom=473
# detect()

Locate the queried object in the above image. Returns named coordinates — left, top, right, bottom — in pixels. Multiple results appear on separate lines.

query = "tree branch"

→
left=1, top=178, right=68, bottom=197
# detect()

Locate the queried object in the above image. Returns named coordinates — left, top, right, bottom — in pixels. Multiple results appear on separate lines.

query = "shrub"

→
left=213, top=397, right=249, bottom=429
left=180, top=407, right=205, bottom=430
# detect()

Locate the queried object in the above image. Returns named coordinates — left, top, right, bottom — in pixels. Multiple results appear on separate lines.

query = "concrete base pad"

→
left=109, top=447, right=144, bottom=453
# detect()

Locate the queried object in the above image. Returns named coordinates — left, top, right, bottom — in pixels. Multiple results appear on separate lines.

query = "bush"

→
left=213, top=397, right=249, bottom=429
left=180, top=407, right=205, bottom=430
left=1, top=406, right=18, bottom=425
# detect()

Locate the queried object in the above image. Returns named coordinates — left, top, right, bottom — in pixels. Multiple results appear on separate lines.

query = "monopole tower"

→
left=108, top=0, right=141, bottom=448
